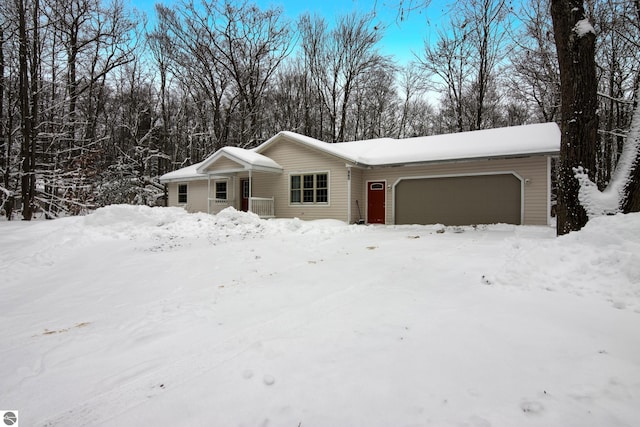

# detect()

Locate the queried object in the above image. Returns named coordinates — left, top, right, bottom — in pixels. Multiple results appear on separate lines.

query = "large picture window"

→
left=215, top=181, right=227, bottom=200
left=178, top=184, right=188, bottom=204
left=290, top=173, right=328, bottom=204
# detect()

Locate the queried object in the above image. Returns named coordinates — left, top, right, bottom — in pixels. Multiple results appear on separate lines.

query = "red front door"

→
left=241, top=179, right=250, bottom=212
left=367, top=181, right=386, bottom=224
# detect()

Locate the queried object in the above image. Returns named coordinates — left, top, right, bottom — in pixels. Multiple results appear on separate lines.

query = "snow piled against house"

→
left=1, top=206, right=639, bottom=427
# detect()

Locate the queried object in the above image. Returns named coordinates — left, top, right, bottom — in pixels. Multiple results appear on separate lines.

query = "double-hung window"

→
left=290, top=173, right=328, bottom=204
left=178, top=184, right=188, bottom=204
left=215, top=181, right=227, bottom=200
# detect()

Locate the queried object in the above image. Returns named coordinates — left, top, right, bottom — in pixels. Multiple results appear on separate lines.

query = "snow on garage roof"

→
left=264, top=122, right=560, bottom=166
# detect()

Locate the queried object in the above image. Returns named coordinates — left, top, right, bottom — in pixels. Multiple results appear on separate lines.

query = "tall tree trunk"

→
left=29, top=0, right=39, bottom=215
left=0, top=25, right=6, bottom=189
left=17, top=0, right=35, bottom=220
left=551, top=0, right=599, bottom=235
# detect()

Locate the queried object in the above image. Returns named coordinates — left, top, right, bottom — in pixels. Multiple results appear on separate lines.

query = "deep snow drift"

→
left=1, top=206, right=639, bottom=427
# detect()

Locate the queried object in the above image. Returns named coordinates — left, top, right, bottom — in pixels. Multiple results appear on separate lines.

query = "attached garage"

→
left=394, top=173, right=523, bottom=226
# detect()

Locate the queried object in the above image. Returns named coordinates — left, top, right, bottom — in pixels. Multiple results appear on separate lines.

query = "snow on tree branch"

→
left=573, top=19, right=595, bottom=37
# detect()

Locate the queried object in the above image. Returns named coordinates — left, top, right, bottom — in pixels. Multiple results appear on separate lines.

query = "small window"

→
left=370, top=183, right=385, bottom=191
left=215, top=181, right=227, bottom=200
left=178, top=184, right=188, bottom=204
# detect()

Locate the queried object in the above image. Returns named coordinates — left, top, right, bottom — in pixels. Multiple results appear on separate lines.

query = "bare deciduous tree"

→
left=299, top=12, right=389, bottom=142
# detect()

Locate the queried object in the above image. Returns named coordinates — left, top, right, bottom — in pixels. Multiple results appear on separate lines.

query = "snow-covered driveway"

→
left=1, top=206, right=639, bottom=426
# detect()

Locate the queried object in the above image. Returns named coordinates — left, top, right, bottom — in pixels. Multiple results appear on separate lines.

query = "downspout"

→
left=547, top=156, right=552, bottom=226
left=207, top=173, right=211, bottom=214
left=346, top=164, right=352, bottom=224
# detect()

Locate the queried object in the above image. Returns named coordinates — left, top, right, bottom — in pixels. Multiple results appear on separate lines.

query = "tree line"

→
left=0, top=0, right=638, bottom=224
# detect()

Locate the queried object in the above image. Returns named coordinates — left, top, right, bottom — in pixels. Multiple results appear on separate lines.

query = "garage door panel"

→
left=395, top=174, right=521, bottom=225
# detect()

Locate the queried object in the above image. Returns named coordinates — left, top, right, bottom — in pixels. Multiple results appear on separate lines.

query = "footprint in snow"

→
left=481, top=275, right=494, bottom=285
left=520, top=400, right=544, bottom=415
left=263, top=375, right=276, bottom=386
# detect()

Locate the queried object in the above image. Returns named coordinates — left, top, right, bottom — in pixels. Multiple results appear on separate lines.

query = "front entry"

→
left=367, top=181, right=386, bottom=224
left=241, top=179, right=250, bottom=212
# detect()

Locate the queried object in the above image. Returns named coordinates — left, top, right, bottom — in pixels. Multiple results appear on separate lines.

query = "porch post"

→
left=346, top=165, right=352, bottom=224
left=207, top=173, right=211, bottom=214
left=248, top=169, right=253, bottom=213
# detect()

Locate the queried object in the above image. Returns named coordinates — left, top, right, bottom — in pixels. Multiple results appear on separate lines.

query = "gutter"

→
left=365, top=151, right=560, bottom=169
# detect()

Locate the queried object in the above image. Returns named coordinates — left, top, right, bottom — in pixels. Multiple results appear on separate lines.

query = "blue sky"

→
left=133, top=0, right=453, bottom=65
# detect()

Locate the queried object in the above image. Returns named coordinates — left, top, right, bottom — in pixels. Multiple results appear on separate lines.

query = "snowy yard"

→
left=1, top=206, right=639, bottom=427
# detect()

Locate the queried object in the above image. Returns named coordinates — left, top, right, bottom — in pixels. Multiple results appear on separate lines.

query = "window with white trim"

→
left=290, top=173, right=328, bottom=204
left=215, top=181, right=227, bottom=200
left=178, top=184, right=188, bottom=204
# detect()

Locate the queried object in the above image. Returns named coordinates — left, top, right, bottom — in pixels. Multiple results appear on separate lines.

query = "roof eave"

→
left=366, top=150, right=560, bottom=168
left=250, top=165, right=283, bottom=174
left=159, top=174, right=207, bottom=183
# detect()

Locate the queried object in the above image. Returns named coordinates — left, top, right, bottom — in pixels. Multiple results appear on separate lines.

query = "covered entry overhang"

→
left=393, top=172, right=524, bottom=226
left=195, top=146, right=283, bottom=217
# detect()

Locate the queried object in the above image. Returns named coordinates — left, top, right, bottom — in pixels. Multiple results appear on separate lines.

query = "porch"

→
left=208, top=195, right=275, bottom=218
left=195, top=145, right=283, bottom=219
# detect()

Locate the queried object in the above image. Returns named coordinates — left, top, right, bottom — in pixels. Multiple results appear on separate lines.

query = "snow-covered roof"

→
left=260, top=122, right=560, bottom=166
left=160, top=147, right=282, bottom=183
left=160, top=123, right=560, bottom=182
left=196, top=146, right=283, bottom=174
left=158, top=160, right=206, bottom=182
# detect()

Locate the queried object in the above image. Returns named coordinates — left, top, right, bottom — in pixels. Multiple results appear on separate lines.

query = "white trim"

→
left=207, top=175, right=211, bottom=214
left=287, top=170, right=331, bottom=207
left=391, top=171, right=525, bottom=225
left=248, top=170, right=253, bottom=212
left=366, top=179, right=387, bottom=224
left=161, top=175, right=208, bottom=183
left=547, top=156, right=552, bottom=226
left=214, top=180, right=228, bottom=201
left=346, top=165, right=352, bottom=223
left=207, top=176, right=233, bottom=213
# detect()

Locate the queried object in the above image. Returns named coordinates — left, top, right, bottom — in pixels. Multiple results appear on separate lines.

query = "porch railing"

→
left=208, top=198, right=232, bottom=214
left=250, top=197, right=275, bottom=218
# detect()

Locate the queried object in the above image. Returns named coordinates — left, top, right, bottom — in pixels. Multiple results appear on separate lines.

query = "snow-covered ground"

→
left=1, top=206, right=639, bottom=427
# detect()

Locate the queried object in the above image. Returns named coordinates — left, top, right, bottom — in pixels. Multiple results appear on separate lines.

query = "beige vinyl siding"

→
left=260, top=139, right=351, bottom=221
left=361, top=155, right=551, bottom=226
left=204, top=156, right=243, bottom=172
left=167, top=180, right=209, bottom=213
left=168, top=182, right=178, bottom=206
left=350, top=167, right=365, bottom=223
